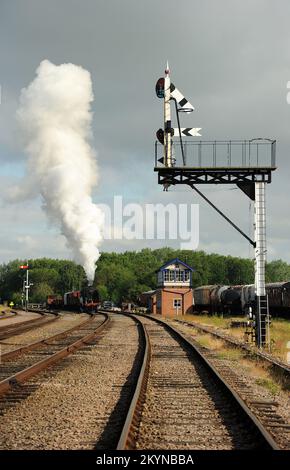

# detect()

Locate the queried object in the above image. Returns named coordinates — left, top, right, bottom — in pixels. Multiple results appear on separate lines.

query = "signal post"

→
left=154, top=64, right=276, bottom=348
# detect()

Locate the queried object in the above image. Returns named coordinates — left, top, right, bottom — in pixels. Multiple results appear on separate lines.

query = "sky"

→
left=0, top=0, right=289, bottom=265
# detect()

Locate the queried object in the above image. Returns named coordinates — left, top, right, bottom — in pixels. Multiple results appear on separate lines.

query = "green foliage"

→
left=94, top=249, right=255, bottom=304
left=11, top=292, right=22, bottom=305
left=0, top=258, right=86, bottom=304
left=0, top=249, right=289, bottom=307
left=30, top=282, right=54, bottom=303
left=97, top=284, right=109, bottom=301
left=265, top=259, right=290, bottom=283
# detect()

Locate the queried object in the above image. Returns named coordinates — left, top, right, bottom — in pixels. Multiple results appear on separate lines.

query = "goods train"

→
left=47, top=287, right=100, bottom=313
left=193, top=282, right=290, bottom=317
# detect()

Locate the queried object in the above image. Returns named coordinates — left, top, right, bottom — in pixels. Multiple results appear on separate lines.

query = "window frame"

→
left=173, top=298, right=182, bottom=308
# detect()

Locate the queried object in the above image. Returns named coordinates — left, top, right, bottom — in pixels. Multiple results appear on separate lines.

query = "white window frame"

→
left=163, top=270, right=170, bottom=281
left=173, top=298, right=182, bottom=308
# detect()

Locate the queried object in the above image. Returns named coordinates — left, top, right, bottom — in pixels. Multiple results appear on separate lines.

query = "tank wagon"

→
left=193, top=282, right=290, bottom=317
left=193, top=285, right=241, bottom=315
left=193, top=285, right=217, bottom=312
left=240, top=282, right=290, bottom=316
left=209, top=286, right=229, bottom=314
left=221, top=285, right=243, bottom=315
left=240, top=284, right=256, bottom=311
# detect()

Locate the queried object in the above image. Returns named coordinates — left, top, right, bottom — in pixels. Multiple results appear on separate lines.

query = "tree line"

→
left=0, top=258, right=86, bottom=305
left=0, top=249, right=290, bottom=305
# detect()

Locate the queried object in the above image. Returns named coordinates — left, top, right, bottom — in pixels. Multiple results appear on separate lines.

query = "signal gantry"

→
left=154, top=63, right=277, bottom=348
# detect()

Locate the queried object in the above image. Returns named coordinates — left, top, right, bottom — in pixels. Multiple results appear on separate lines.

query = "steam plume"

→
left=16, top=60, right=104, bottom=281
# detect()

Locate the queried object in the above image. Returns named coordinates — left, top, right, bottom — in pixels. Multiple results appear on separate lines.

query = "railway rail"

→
left=0, top=312, right=59, bottom=341
left=0, top=310, right=17, bottom=320
left=0, top=311, right=140, bottom=450
left=0, top=313, right=109, bottom=398
left=117, top=313, right=284, bottom=450
left=1, top=314, right=96, bottom=361
left=172, top=318, right=290, bottom=385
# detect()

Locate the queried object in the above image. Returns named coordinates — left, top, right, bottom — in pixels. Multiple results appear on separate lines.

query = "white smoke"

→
left=16, top=60, right=104, bottom=282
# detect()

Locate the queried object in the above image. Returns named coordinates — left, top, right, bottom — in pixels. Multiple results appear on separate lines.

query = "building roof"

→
left=157, top=258, right=194, bottom=272
left=141, top=290, right=156, bottom=295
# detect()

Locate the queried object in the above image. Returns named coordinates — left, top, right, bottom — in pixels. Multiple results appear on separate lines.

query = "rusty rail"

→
left=116, top=314, right=151, bottom=450
left=0, top=314, right=59, bottom=340
left=118, top=313, right=280, bottom=450
left=0, top=313, right=110, bottom=397
left=173, top=318, right=290, bottom=385
left=1, top=315, right=95, bottom=361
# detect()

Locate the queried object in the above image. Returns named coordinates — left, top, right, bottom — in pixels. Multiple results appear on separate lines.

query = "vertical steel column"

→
left=164, top=64, right=172, bottom=167
left=254, top=182, right=268, bottom=347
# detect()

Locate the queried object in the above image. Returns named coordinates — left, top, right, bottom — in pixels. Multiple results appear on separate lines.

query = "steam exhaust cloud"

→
left=16, top=60, right=104, bottom=282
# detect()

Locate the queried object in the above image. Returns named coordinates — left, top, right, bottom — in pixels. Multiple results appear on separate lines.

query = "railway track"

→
left=0, top=311, right=286, bottom=450
left=0, top=313, right=109, bottom=398
left=0, top=312, right=59, bottom=341
left=172, top=318, right=290, bottom=385
left=0, top=314, right=96, bottom=361
left=117, top=313, right=282, bottom=450
left=0, top=312, right=140, bottom=450
left=0, top=310, right=17, bottom=320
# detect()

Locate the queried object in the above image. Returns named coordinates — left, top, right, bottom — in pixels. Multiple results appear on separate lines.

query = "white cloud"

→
left=0, top=201, right=70, bottom=263
left=0, top=1, right=289, bottom=264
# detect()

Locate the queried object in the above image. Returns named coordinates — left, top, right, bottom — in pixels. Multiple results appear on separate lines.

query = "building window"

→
left=163, top=268, right=191, bottom=283
left=169, top=270, right=175, bottom=281
left=175, top=269, right=190, bottom=282
left=163, top=270, right=170, bottom=281
left=177, top=269, right=185, bottom=281
left=173, top=298, right=182, bottom=308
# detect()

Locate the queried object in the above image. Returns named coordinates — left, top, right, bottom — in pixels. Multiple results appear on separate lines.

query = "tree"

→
left=0, top=258, right=86, bottom=301
left=97, top=285, right=109, bottom=301
left=0, top=250, right=289, bottom=306
left=266, top=260, right=290, bottom=283
left=31, top=282, right=54, bottom=303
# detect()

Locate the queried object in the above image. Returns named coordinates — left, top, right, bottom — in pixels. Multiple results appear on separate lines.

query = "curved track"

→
left=117, top=313, right=281, bottom=450
left=0, top=313, right=109, bottom=398
left=0, top=312, right=59, bottom=340
left=173, top=318, right=290, bottom=383
left=0, top=312, right=140, bottom=450
left=1, top=314, right=95, bottom=360
left=0, top=310, right=17, bottom=320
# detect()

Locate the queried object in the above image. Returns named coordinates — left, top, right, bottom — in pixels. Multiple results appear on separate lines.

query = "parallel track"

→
left=0, top=310, right=18, bottom=320
left=117, top=313, right=281, bottom=450
left=0, top=313, right=110, bottom=398
left=173, top=318, right=290, bottom=384
left=0, top=313, right=59, bottom=340
left=1, top=314, right=95, bottom=361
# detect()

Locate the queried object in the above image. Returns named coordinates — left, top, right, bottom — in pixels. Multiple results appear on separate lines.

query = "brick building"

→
left=140, top=258, right=194, bottom=316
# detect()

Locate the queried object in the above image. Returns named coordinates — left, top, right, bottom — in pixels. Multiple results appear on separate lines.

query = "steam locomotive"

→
left=47, top=286, right=100, bottom=313
left=193, top=281, right=290, bottom=317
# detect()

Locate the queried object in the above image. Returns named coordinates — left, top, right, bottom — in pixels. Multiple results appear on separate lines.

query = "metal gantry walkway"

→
left=155, top=139, right=276, bottom=185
